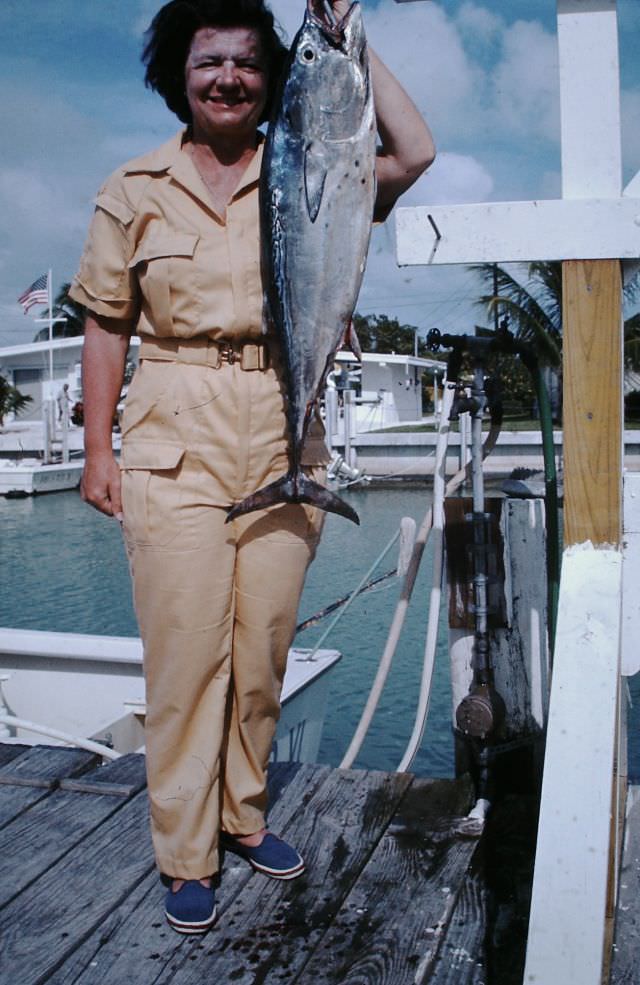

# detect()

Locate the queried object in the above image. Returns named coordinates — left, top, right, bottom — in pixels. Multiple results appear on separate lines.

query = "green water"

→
left=0, top=485, right=453, bottom=776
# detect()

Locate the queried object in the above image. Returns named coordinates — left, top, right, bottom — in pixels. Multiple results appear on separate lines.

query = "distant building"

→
left=0, top=336, right=140, bottom=424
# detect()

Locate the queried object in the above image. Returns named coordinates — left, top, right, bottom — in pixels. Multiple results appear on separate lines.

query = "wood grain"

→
left=0, top=790, right=155, bottom=984
left=562, top=259, right=623, bottom=546
left=294, top=777, right=476, bottom=985
left=49, top=762, right=330, bottom=985
left=59, top=753, right=146, bottom=797
left=0, top=745, right=98, bottom=830
left=610, top=787, right=640, bottom=984
left=161, top=769, right=413, bottom=985
left=0, top=755, right=147, bottom=910
left=428, top=868, right=488, bottom=985
left=0, top=743, right=30, bottom=767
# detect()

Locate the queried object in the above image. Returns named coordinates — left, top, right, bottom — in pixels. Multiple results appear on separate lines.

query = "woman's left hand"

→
left=309, top=0, right=350, bottom=23
left=328, top=0, right=351, bottom=17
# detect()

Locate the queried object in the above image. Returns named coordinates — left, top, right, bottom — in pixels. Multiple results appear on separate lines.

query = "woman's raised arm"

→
left=328, top=0, right=435, bottom=219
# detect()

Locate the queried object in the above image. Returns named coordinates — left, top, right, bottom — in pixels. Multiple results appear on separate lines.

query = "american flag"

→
left=18, top=273, right=50, bottom=314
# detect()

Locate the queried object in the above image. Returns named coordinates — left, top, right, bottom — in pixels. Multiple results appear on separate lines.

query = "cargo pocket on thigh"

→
left=121, top=442, right=186, bottom=548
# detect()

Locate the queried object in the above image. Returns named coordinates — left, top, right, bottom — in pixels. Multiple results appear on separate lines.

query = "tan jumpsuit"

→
left=70, top=131, right=329, bottom=879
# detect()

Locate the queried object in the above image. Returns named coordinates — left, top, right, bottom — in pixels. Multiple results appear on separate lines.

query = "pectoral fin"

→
left=304, top=142, right=328, bottom=223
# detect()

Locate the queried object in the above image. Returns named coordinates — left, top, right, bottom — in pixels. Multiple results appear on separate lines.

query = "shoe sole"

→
left=248, top=859, right=305, bottom=880
left=165, top=906, right=218, bottom=935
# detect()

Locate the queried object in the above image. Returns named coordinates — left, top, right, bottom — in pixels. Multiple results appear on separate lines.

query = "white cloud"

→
left=401, top=152, right=494, bottom=206
left=492, top=20, right=560, bottom=143
left=455, top=1, right=504, bottom=46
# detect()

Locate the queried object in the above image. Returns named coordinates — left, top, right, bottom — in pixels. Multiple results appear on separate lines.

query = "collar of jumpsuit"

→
left=122, top=129, right=265, bottom=225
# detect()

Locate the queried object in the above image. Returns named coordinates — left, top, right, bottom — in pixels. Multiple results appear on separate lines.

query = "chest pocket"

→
left=129, top=232, right=200, bottom=337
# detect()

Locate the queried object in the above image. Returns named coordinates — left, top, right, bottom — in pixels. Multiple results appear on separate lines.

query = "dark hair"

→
left=142, top=0, right=288, bottom=125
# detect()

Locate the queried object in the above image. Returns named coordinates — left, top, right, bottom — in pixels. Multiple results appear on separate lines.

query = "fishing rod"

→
left=295, top=568, right=397, bottom=633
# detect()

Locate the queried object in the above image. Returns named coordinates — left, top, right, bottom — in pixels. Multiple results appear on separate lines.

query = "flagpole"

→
left=48, top=268, right=53, bottom=390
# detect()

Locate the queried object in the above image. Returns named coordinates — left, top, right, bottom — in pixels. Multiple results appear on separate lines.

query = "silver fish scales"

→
left=227, top=0, right=376, bottom=525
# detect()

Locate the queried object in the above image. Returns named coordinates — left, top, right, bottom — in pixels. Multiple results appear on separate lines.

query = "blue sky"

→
left=1, top=0, right=639, bottom=346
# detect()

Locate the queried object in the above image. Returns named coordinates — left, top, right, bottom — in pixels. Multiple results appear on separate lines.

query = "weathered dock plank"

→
left=59, top=753, right=146, bottom=797
left=610, top=786, right=640, bottom=984
left=0, top=789, right=155, bottom=984
left=0, top=745, right=98, bottom=830
left=0, top=755, right=146, bottom=910
left=161, top=768, right=413, bottom=985
left=0, top=751, right=489, bottom=985
left=294, top=777, right=476, bottom=985
left=428, top=868, right=487, bottom=985
left=0, top=743, right=29, bottom=767
left=48, top=762, right=330, bottom=985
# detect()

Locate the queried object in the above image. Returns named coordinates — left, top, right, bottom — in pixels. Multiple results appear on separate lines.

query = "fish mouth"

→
left=306, top=0, right=358, bottom=45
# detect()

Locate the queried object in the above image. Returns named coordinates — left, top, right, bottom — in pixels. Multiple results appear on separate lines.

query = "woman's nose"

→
left=218, top=60, right=240, bottom=88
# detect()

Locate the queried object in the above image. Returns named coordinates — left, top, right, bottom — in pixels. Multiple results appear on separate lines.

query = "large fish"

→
left=227, top=0, right=376, bottom=526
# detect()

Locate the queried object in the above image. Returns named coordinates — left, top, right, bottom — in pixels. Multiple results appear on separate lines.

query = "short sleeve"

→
left=69, top=180, right=140, bottom=321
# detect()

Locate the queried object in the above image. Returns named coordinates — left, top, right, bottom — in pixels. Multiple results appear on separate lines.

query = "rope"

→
left=0, top=714, right=121, bottom=760
left=339, top=404, right=502, bottom=770
left=299, top=528, right=402, bottom=663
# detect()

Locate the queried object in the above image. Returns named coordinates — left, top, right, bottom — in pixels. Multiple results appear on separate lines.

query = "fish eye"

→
left=301, top=46, right=316, bottom=63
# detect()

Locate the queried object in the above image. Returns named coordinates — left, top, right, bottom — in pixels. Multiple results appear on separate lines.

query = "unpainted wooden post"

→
left=562, top=259, right=623, bottom=547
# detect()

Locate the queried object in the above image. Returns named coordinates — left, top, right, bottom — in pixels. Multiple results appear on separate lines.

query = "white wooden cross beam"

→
left=394, top=3, right=636, bottom=984
left=397, top=2, right=639, bottom=264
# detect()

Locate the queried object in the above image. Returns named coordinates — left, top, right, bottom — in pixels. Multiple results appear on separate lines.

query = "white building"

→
left=326, top=350, right=446, bottom=440
left=0, top=337, right=85, bottom=423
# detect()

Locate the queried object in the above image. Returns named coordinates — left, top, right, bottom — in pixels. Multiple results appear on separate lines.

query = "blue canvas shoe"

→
left=221, top=831, right=305, bottom=880
left=164, top=880, right=217, bottom=935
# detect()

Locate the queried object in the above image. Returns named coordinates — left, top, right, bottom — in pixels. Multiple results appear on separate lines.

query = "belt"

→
left=138, top=335, right=269, bottom=371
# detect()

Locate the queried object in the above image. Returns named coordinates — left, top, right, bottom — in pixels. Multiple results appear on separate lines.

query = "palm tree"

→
left=473, top=260, right=640, bottom=369
left=473, top=261, right=640, bottom=419
left=32, top=282, right=85, bottom=342
left=0, top=375, right=32, bottom=428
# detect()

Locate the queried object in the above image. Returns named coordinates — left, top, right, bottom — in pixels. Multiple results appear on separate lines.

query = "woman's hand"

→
left=81, top=312, right=132, bottom=522
left=328, top=0, right=351, bottom=18
left=81, top=451, right=123, bottom=521
left=309, top=1, right=350, bottom=24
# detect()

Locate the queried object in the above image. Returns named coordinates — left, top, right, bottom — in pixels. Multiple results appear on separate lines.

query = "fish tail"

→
left=226, top=469, right=360, bottom=525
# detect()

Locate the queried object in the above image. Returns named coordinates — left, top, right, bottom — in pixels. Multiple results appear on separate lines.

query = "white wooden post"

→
left=525, top=6, right=624, bottom=982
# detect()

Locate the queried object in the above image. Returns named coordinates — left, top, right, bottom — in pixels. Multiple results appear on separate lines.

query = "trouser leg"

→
left=123, top=461, right=236, bottom=880
left=221, top=496, right=325, bottom=835
left=123, top=454, right=325, bottom=873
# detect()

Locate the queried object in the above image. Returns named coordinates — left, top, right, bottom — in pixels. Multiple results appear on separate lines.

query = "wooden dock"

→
left=0, top=743, right=492, bottom=985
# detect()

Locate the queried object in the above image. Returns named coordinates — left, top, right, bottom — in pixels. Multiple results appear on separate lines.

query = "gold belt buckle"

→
left=218, top=342, right=236, bottom=366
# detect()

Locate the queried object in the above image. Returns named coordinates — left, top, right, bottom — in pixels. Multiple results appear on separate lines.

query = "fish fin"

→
left=226, top=469, right=359, bottom=525
left=304, top=143, right=328, bottom=223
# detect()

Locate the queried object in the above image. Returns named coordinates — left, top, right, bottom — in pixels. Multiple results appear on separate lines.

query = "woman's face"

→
left=185, top=26, right=269, bottom=142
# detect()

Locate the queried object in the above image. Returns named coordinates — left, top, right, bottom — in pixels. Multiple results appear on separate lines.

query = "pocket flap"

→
left=129, top=233, right=199, bottom=267
left=121, top=441, right=185, bottom=471
left=94, top=192, right=136, bottom=227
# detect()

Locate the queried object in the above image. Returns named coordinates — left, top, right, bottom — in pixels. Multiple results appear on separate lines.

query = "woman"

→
left=71, top=0, right=434, bottom=935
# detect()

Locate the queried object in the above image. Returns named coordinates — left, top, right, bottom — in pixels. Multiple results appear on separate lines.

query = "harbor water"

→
left=0, top=485, right=453, bottom=777
left=3, top=486, right=639, bottom=779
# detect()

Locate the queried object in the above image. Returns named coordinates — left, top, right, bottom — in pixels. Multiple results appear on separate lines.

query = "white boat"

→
left=0, top=627, right=341, bottom=764
left=0, top=458, right=83, bottom=497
